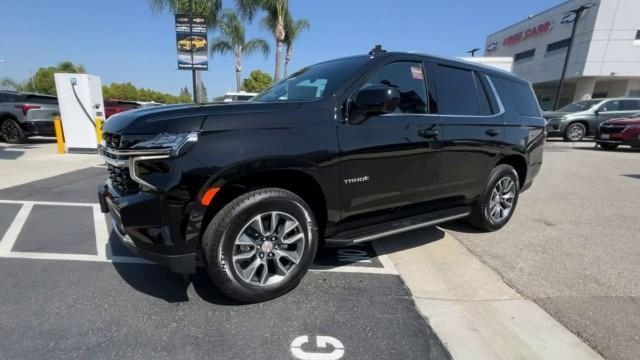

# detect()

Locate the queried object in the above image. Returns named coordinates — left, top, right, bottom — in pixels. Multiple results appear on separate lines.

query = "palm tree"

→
left=236, top=0, right=288, bottom=81
left=210, top=10, right=270, bottom=91
left=148, top=0, right=222, bottom=27
left=283, top=15, right=309, bottom=78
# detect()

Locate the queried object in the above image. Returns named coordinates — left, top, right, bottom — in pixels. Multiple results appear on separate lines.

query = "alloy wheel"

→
left=489, top=176, right=516, bottom=223
left=567, top=124, right=585, bottom=141
left=232, top=211, right=305, bottom=286
left=1, top=120, right=19, bottom=142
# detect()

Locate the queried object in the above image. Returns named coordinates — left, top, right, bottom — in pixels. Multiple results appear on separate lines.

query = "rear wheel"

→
left=599, top=143, right=618, bottom=150
left=0, top=118, right=26, bottom=144
left=202, top=188, right=318, bottom=303
left=468, top=164, right=520, bottom=231
left=564, top=122, right=586, bottom=142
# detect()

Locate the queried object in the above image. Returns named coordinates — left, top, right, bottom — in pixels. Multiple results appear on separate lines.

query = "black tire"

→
left=599, top=143, right=618, bottom=150
left=0, top=118, right=27, bottom=144
left=563, top=122, right=586, bottom=142
left=202, top=188, right=318, bottom=303
left=468, top=164, right=520, bottom=232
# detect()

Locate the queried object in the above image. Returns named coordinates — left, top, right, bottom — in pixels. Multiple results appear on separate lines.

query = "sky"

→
left=0, top=0, right=564, bottom=98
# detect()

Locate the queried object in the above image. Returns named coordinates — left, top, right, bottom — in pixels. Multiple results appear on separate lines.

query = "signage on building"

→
left=175, top=14, right=209, bottom=70
left=486, top=42, right=498, bottom=52
left=503, top=21, right=553, bottom=47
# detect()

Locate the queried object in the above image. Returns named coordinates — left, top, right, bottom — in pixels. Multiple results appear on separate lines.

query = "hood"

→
left=542, top=111, right=570, bottom=119
left=603, top=116, right=640, bottom=125
left=102, top=101, right=301, bottom=134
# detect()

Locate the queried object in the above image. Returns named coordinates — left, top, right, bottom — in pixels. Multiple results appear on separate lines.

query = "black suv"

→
left=98, top=50, right=544, bottom=302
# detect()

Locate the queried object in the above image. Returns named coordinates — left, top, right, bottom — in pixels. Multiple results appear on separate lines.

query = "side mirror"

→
left=349, top=86, right=400, bottom=124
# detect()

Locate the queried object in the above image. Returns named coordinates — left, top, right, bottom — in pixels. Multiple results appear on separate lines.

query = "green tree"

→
left=282, top=14, right=309, bottom=77
left=237, top=0, right=288, bottom=81
left=179, top=86, right=192, bottom=100
left=19, top=61, right=86, bottom=95
left=210, top=9, right=270, bottom=91
left=242, top=70, right=273, bottom=93
left=102, top=82, right=193, bottom=104
left=148, top=0, right=223, bottom=27
left=0, top=77, right=20, bottom=91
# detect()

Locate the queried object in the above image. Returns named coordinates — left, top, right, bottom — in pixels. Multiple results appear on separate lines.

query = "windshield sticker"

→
left=411, top=66, right=423, bottom=80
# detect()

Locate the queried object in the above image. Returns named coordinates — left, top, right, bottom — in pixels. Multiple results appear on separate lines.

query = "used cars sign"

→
left=175, top=14, right=208, bottom=70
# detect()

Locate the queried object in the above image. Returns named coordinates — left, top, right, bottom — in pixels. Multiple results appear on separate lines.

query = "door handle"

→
left=419, top=129, right=439, bottom=139
left=485, top=129, right=500, bottom=137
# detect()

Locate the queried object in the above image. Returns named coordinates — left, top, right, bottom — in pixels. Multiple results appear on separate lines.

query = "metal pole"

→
left=189, top=0, right=197, bottom=103
left=552, top=9, right=583, bottom=110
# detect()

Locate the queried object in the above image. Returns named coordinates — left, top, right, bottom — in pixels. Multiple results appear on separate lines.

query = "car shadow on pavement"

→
left=112, top=261, right=246, bottom=306
left=439, top=220, right=483, bottom=234
left=377, top=226, right=448, bottom=255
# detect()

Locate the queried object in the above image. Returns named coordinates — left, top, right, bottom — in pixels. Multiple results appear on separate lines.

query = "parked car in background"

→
left=543, top=98, right=640, bottom=141
left=98, top=49, right=545, bottom=302
left=0, top=90, right=59, bottom=143
left=595, top=111, right=640, bottom=150
left=104, top=100, right=141, bottom=119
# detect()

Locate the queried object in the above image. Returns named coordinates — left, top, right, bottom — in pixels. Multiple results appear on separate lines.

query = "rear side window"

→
left=621, top=100, right=640, bottom=111
left=0, top=93, right=19, bottom=102
left=490, top=76, right=541, bottom=117
left=360, top=61, right=428, bottom=114
left=25, top=95, right=58, bottom=104
left=434, top=64, right=493, bottom=116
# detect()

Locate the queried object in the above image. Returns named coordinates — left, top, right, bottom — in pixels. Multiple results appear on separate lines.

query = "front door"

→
left=337, top=61, right=442, bottom=222
left=594, top=99, right=640, bottom=131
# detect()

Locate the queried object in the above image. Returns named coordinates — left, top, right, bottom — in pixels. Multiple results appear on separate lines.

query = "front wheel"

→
left=468, top=164, right=520, bottom=231
left=564, top=122, right=586, bottom=142
left=202, top=188, right=318, bottom=303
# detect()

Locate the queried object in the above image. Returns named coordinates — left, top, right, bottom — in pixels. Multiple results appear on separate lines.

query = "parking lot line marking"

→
left=93, top=205, right=110, bottom=261
left=0, top=203, right=33, bottom=255
left=0, top=199, right=98, bottom=207
left=0, top=251, right=156, bottom=265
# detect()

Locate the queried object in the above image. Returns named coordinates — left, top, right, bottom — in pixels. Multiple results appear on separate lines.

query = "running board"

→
left=325, top=207, right=470, bottom=247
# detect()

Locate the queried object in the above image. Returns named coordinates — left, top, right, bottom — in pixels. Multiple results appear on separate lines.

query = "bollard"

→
left=53, top=115, right=65, bottom=154
left=95, top=117, right=103, bottom=143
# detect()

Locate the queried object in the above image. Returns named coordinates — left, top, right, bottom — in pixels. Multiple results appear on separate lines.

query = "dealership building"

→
left=484, top=0, right=640, bottom=110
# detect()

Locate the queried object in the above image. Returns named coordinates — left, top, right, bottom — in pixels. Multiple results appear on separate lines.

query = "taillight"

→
left=16, top=104, right=41, bottom=115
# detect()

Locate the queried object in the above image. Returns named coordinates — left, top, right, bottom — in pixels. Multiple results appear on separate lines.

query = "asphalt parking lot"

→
left=0, top=167, right=449, bottom=360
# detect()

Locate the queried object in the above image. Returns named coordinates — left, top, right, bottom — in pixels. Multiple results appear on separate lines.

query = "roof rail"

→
left=369, top=45, right=387, bottom=56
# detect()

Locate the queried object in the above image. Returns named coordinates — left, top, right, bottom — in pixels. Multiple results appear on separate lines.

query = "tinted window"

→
left=547, top=38, right=571, bottom=53
left=475, top=74, right=494, bottom=115
left=600, top=100, right=621, bottom=112
left=434, top=65, right=490, bottom=116
left=490, top=76, right=541, bottom=117
left=360, top=61, right=428, bottom=114
left=636, top=30, right=640, bottom=40
left=25, top=95, right=57, bottom=104
left=0, top=93, right=19, bottom=103
left=253, top=57, right=369, bottom=102
left=514, top=49, right=535, bottom=62
left=621, top=100, right=640, bottom=111
left=559, top=100, right=600, bottom=112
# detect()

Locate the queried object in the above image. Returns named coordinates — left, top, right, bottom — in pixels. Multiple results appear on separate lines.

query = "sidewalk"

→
left=376, top=227, right=603, bottom=360
left=0, top=140, right=101, bottom=190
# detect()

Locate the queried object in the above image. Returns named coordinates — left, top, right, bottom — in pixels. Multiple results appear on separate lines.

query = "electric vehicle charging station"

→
left=54, top=73, right=105, bottom=153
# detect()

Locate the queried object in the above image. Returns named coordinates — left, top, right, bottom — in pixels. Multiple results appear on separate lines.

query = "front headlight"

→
left=132, top=132, right=198, bottom=157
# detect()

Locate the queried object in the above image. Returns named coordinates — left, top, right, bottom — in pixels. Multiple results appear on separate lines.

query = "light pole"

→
left=467, top=48, right=481, bottom=57
left=552, top=3, right=595, bottom=110
left=189, top=0, right=198, bottom=104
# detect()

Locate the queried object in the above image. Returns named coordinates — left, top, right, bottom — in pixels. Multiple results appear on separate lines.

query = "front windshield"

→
left=252, top=57, right=369, bottom=102
left=559, top=100, right=601, bottom=112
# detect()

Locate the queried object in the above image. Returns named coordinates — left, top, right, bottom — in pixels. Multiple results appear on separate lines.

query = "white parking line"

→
left=0, top=199, right=399, bottom=275
left=0, top=203, right=33, bottom=255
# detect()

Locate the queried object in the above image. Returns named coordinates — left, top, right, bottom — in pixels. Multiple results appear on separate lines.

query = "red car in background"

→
left=104, top=100, right=140, bottom=119
left=595, top=111, right=640, bottom=150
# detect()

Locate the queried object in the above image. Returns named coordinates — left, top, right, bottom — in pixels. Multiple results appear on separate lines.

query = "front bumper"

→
left=98, top=184, right=198, bottom=274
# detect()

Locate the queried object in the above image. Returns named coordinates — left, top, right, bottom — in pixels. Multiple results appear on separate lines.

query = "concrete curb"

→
left=376, top=228, right=603, bottom=360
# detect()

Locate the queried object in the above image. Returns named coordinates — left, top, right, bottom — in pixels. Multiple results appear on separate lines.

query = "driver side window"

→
left=360, top=62, right=428, bottom=114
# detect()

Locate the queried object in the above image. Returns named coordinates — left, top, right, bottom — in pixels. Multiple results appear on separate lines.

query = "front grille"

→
left=107, top=164, right=140, bottom=195
left=599, top=125, right=626, bottom=135
left=103, top=132, right=121, bottom=149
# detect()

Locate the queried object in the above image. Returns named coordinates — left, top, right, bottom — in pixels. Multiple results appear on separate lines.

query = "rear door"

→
left=337, top=60, right=442, bottom=222
left=595, top=100, right=640, bottom=128
left=429, top=62, right=505, bottom=200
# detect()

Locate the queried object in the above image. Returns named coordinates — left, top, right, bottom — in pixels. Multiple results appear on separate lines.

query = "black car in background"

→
left=98, top=49, right=545, bottom=302
left=0, top=91, right=59, bottom=143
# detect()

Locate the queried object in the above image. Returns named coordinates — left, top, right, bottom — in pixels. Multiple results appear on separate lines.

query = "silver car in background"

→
left=0, top=91, right=59, bottom=143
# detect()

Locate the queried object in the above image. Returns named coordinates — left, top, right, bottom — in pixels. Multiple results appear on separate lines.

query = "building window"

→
left=636, top=30, right=640, bottom=40
left=546, top=38, right=572, bottom=54
left=514, top=49, right=536, bottom=62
